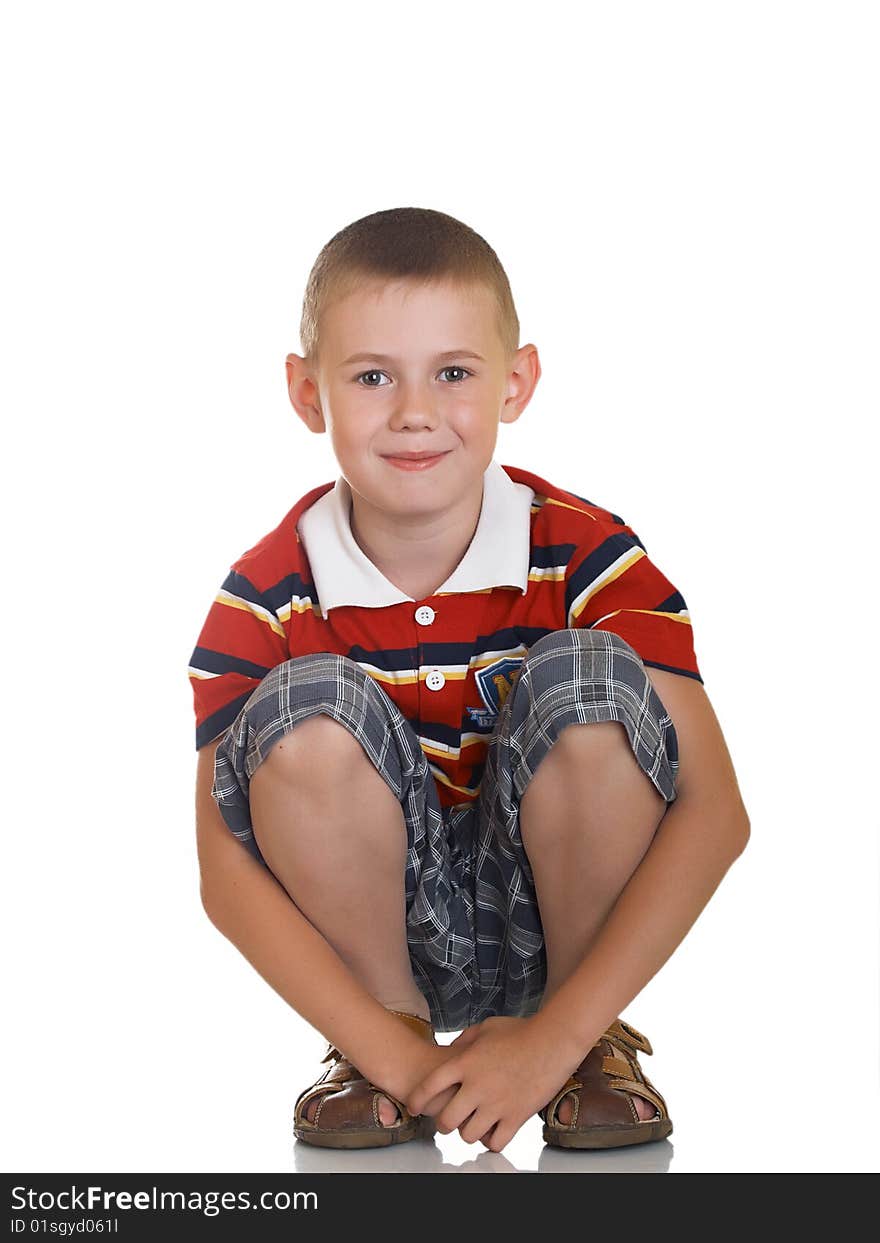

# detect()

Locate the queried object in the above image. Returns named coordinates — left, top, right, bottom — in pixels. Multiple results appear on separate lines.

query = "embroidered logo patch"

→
left=465, top=658, right=523, bottom=726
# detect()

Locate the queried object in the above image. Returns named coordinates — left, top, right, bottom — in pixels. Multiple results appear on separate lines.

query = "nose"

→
left=387, top=377, right=439, bottom=430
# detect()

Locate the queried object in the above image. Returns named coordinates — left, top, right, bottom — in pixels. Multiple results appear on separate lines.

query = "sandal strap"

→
left=601, top=1025, right=669, bottom=1118
left=538, top=1018, right=665, bottom=1126
left=295, top=1079, right=344, bottom=1122
left=602, top=1055, right=635, bottom=1080
left=540, top=1076, right=582, bottom=1126
left=605, top=1075, right=668, bottom=1119
left=605, top=1018, right=653, bottom=1056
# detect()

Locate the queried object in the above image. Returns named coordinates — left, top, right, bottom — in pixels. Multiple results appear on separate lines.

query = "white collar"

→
left=297, top=459, right=535, bottom=619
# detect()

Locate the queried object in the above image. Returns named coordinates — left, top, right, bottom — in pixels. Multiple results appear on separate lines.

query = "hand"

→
left=396, top=1042, right=463, bottom=1123
left=404, top=1015, right=585, bottom=1153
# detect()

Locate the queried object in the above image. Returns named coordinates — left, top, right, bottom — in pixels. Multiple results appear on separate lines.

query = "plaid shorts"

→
left=212, top=627, right=679, bottom=1033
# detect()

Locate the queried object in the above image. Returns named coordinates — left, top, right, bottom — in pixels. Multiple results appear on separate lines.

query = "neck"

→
left=348, top=484, right=484, bottom=599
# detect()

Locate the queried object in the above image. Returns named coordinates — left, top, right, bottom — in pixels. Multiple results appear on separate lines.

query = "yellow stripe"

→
left=420, top=739, right=460, bottom=762
left=469, top=649, right=527, bottom=672
left=217, top=592, right=285, bottom=638
left=434, top=587, right=495, bottom=597
left=541, top=495, right=599, bottom=521
left=429, top=765, right=479, bottom=798
left=364, top=669, right=421, bottom=688
left=569, top=547, right=645, bottom=621
left=436, top=569, right=566, bottom=593
left=277, top=597, right=318, bottom=621
left=577, top=607, right=694, bottom=627
left=630, top=608, right=693, bottom=625
left=364, top=666, right=476, bottom=689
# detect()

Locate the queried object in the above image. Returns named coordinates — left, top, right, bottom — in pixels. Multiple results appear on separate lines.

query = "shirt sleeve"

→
left=564, top=519, right=703, bottom=683
left=187, top=567, right=291, bottom=750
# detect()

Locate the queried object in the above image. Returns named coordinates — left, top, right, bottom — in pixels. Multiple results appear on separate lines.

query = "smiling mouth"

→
left=381, top=451, right=451, bottom=460
left=381, top=450, right=451, bottom=471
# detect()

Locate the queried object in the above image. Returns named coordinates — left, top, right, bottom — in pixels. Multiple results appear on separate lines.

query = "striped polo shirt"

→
left=188, top=459, right=702, bottom=809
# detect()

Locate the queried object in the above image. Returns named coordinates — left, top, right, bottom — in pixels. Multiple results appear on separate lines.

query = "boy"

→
left=189, top=206, right=750, bottom=1155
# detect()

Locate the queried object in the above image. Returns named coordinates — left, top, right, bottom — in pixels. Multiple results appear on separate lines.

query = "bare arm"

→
left=534, top=665, right=752, bottom=1057
left=533, top=790, right=750, bottom=1060
left=195, top=741, right=438, bottom=1098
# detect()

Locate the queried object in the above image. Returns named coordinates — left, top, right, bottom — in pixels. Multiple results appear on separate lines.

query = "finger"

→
left=459, top=1107, right=498, bottom=1147
left=450, top=1024, right=481, bottom=1049
left=406, top=1066, right=460, bottom=1117
left=436, top=1089, right=479, bottom=1137
left=418, top=1086, right=457, bottom=1118
left=484, top=1118, right=518, bottom=1154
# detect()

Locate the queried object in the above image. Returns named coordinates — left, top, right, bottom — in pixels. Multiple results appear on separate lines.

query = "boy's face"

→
left=286, top=278, right=539, bottom=522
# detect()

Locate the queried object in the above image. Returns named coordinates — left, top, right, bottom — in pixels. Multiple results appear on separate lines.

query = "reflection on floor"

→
left=292, top=1130, right=674, bottom=1174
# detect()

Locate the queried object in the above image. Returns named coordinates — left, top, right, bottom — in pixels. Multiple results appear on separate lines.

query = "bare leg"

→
left=249, top=713, right=430, bottom=1124
left=519, top=719, right=668, bottom=1123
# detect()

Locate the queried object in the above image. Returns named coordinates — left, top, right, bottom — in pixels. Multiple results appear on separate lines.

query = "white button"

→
left=415, top=606, right=435, bottom=626
left=425, top=668, right=445, bottom=691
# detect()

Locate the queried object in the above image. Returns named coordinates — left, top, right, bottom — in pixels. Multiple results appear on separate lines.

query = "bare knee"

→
left=523, top=720, right=627, bottom=806
left=556, top=719, right=629, bottom=752
left=249, top=714, right=402, bottom=868
left=521, top=717, right=666, bottom=837
left=255, top=713, right=369, bottom=784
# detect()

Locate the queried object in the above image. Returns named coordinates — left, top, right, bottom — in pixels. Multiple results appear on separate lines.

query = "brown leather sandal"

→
left=293, top=1009, right=438, bottom=1149
left=539, top=1018, right=673, bottom=1149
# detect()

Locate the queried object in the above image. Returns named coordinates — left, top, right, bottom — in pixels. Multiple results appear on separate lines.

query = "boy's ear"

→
left=500, top=342, right=541, bottom=425
left=285, top=353, right=326, bottom=434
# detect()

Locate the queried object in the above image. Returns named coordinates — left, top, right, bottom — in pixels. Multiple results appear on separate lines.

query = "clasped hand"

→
left=403, top=1015, right=581, bottom=1153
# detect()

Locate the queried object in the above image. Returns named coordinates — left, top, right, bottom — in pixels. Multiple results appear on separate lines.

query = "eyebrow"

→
left=339, top=349, right=486, bottom=367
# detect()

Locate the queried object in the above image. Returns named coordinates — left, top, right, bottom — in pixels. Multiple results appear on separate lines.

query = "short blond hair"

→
left=300, top=206, right=520, bottom=369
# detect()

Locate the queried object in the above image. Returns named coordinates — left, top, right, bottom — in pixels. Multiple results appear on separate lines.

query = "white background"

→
left=2, top=0, right=877, bottom=1175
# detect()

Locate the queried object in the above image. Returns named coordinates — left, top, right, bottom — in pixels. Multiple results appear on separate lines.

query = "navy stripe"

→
left=473, top=623, right=557, bottom=651
left=189, top=646, right=274, bottom=681
left=346, top=643, right=419, bottom=672
left=221, top=568, right=266, bottom=606
left=565, top=531, right=647, bottom=619
left=262, top=569, right=314, bottom=615
left=223, top=568, right=314, bottom=616
left=643, top=659, right=704, bottom=684
left=417, top=639, right=508, bottom=664
left=417, top=626, right=553, bottom=666
left=195, top=692, right=253, bottom=750
left=344, top=626, right=562, bottom=672
left=418, top=719, right=465, bottom=750
left=657, top=589, right=690, bottom=613
left=530, top=541, right=578, bottom=571
left=558, top=487, right=627, bottom=527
